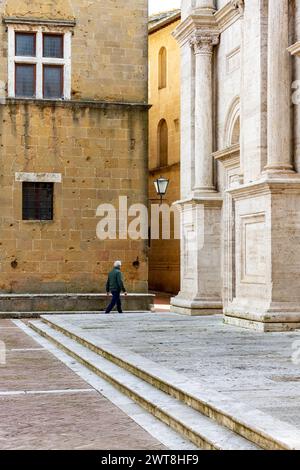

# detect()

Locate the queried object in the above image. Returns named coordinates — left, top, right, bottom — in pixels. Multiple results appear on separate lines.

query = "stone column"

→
left=182, top=1, right=216, bottom=25
left=195, top=0, right=215, bottom=7
left=191, top=34, right=219, bottom=193
left=265, top=0, right=293, bottom=173
left=171, top=1, right=223, bottom=317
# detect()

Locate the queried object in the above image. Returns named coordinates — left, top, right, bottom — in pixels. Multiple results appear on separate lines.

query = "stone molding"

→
left=230, top=0, right=245, bottom=15
left=3, top=16, right=76, bottom=27
left=173, top=194, right=223, bottom=208
left=213, top=144, right=243, bottom=188
left=5, top=98, right=151, bottom=110
left=214, top=1, right=243, bottom=33
left=15, top=172, right=62, bottom=183
left=287, top=41, right=300, bottom=56
left=172, top=13, right=219, bottom=47
left=227, top=176, right=300, bottom=200
left=173, top=1, right=244, bottom=47
left=213, top=143, right=240, bottom=168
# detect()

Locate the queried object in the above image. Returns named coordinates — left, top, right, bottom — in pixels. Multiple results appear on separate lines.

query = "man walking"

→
left=105, top=261, right=127, bottom=314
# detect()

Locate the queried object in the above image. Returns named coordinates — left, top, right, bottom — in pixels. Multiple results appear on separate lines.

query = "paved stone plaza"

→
left=0, top=319, right=166, bottom=450
left=41, top=312, right=300, bottom=429
left=2, top=312, right=300, bottom=449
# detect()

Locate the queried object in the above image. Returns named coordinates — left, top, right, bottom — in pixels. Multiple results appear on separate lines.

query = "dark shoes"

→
left=103, top=311, right=123, bottom=314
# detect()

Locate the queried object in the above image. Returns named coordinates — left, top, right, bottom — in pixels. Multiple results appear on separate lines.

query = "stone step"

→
left=0, top=293, right=154, bottom=313
left=29, top=319, right=259, bottom=451
left=0, top=311, right=150, bottom=319
left=38, top=314, right=300, bottom=451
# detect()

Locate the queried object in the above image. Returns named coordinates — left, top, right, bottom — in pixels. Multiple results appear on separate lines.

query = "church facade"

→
left=171, top=0, right=300, bottom=331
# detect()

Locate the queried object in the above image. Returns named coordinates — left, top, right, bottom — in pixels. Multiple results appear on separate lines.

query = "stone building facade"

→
left=148, top=10, right=181, bottom=295
left=171, top=0, right=300, bottom=331
left=0, top=0, right=149, bottom=305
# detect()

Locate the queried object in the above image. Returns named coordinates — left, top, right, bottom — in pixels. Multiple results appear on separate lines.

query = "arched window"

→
left=158, top=47, right=167, bottom=89
left=230, top=115, right=240, bottom=145
left=157, top=119, right=168, bottom=167
left=224, top=97, right=240, bottom=148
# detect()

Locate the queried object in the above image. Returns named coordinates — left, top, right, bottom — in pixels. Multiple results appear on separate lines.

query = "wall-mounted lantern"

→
left=153, top=176, right=169, bottom=205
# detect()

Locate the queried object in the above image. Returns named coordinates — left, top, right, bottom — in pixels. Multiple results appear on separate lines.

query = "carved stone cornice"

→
left=172, top=13, right=219, bottom=47
left=173, top=1, right=245, bottom=46
left=287, top=41, right=300, bottom=56
left=227, top=176, right=300, bottom=200
left=174, top=194, right=223, bottom=208
left=213, top=144, right=240, bottom=169
left=214, top=1, right=243, bottom=33
left=190, top=32, right=219, bottom=55
left=3, top=16, right=76, bottom=27
left=231, top=0, right=245, bottom=15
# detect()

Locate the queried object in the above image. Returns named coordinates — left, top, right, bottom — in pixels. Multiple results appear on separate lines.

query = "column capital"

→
left=190, top=33, right=219, bottom=55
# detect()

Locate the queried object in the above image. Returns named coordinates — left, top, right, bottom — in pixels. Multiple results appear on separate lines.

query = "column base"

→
left=226, top=176, right=300, bottom=332
left=224, top=304, right=300, bottom=332
left=171, top=295, right=223, bottom=316
left=224, top=315, right=300, bottom=332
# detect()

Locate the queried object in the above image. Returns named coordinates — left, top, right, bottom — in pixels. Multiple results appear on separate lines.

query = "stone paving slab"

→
left=45, top=313, right=300, bottom=429
left=0, top=393, right=163, bottom=450
left=0, top=327, right=44, bottom=350
left=0, top=319, right=20, bottom=327
left=0, top=323, right=93, bottom=392
left=0, top=319, right=166, bottom=450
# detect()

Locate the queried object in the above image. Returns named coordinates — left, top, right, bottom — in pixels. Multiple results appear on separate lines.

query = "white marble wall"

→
left=294, top=1, right=300, bottom=172
left=215, top=19, right=241, bottom=152
left=180, top=42, right=195, bottom=198
left=174, top=0, right=300, bottom=329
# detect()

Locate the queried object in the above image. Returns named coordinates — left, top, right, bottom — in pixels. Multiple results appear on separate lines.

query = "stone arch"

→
left=157, top=119, right=168, bottom=167
left=224, top=97, right=240, bottom=148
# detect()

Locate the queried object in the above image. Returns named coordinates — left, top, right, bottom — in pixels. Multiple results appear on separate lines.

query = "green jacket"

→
left=106, top=267, right=126, bottom=293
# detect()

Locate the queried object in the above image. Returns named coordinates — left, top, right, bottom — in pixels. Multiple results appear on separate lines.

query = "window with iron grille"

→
left=22, top=182, right=54, bottom=221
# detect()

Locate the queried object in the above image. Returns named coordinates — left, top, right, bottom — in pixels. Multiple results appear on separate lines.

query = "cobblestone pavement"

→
left=0, top=319, right=165, bottom=450
left=51, top=312, right=300, bottom=429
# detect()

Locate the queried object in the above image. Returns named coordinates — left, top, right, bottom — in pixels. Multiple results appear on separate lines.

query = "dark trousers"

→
left=105, top=290, right=122, bottom=313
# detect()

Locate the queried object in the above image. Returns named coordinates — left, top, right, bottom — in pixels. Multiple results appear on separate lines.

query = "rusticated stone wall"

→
left=0, top=0, right=149, bottom=295
left=0, top=101, right=149, bottom=293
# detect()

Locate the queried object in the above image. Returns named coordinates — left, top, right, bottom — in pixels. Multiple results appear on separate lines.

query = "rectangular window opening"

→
left=22, top=182, right=54, bottom=221
left=9, top=28, right=70, bottom=100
